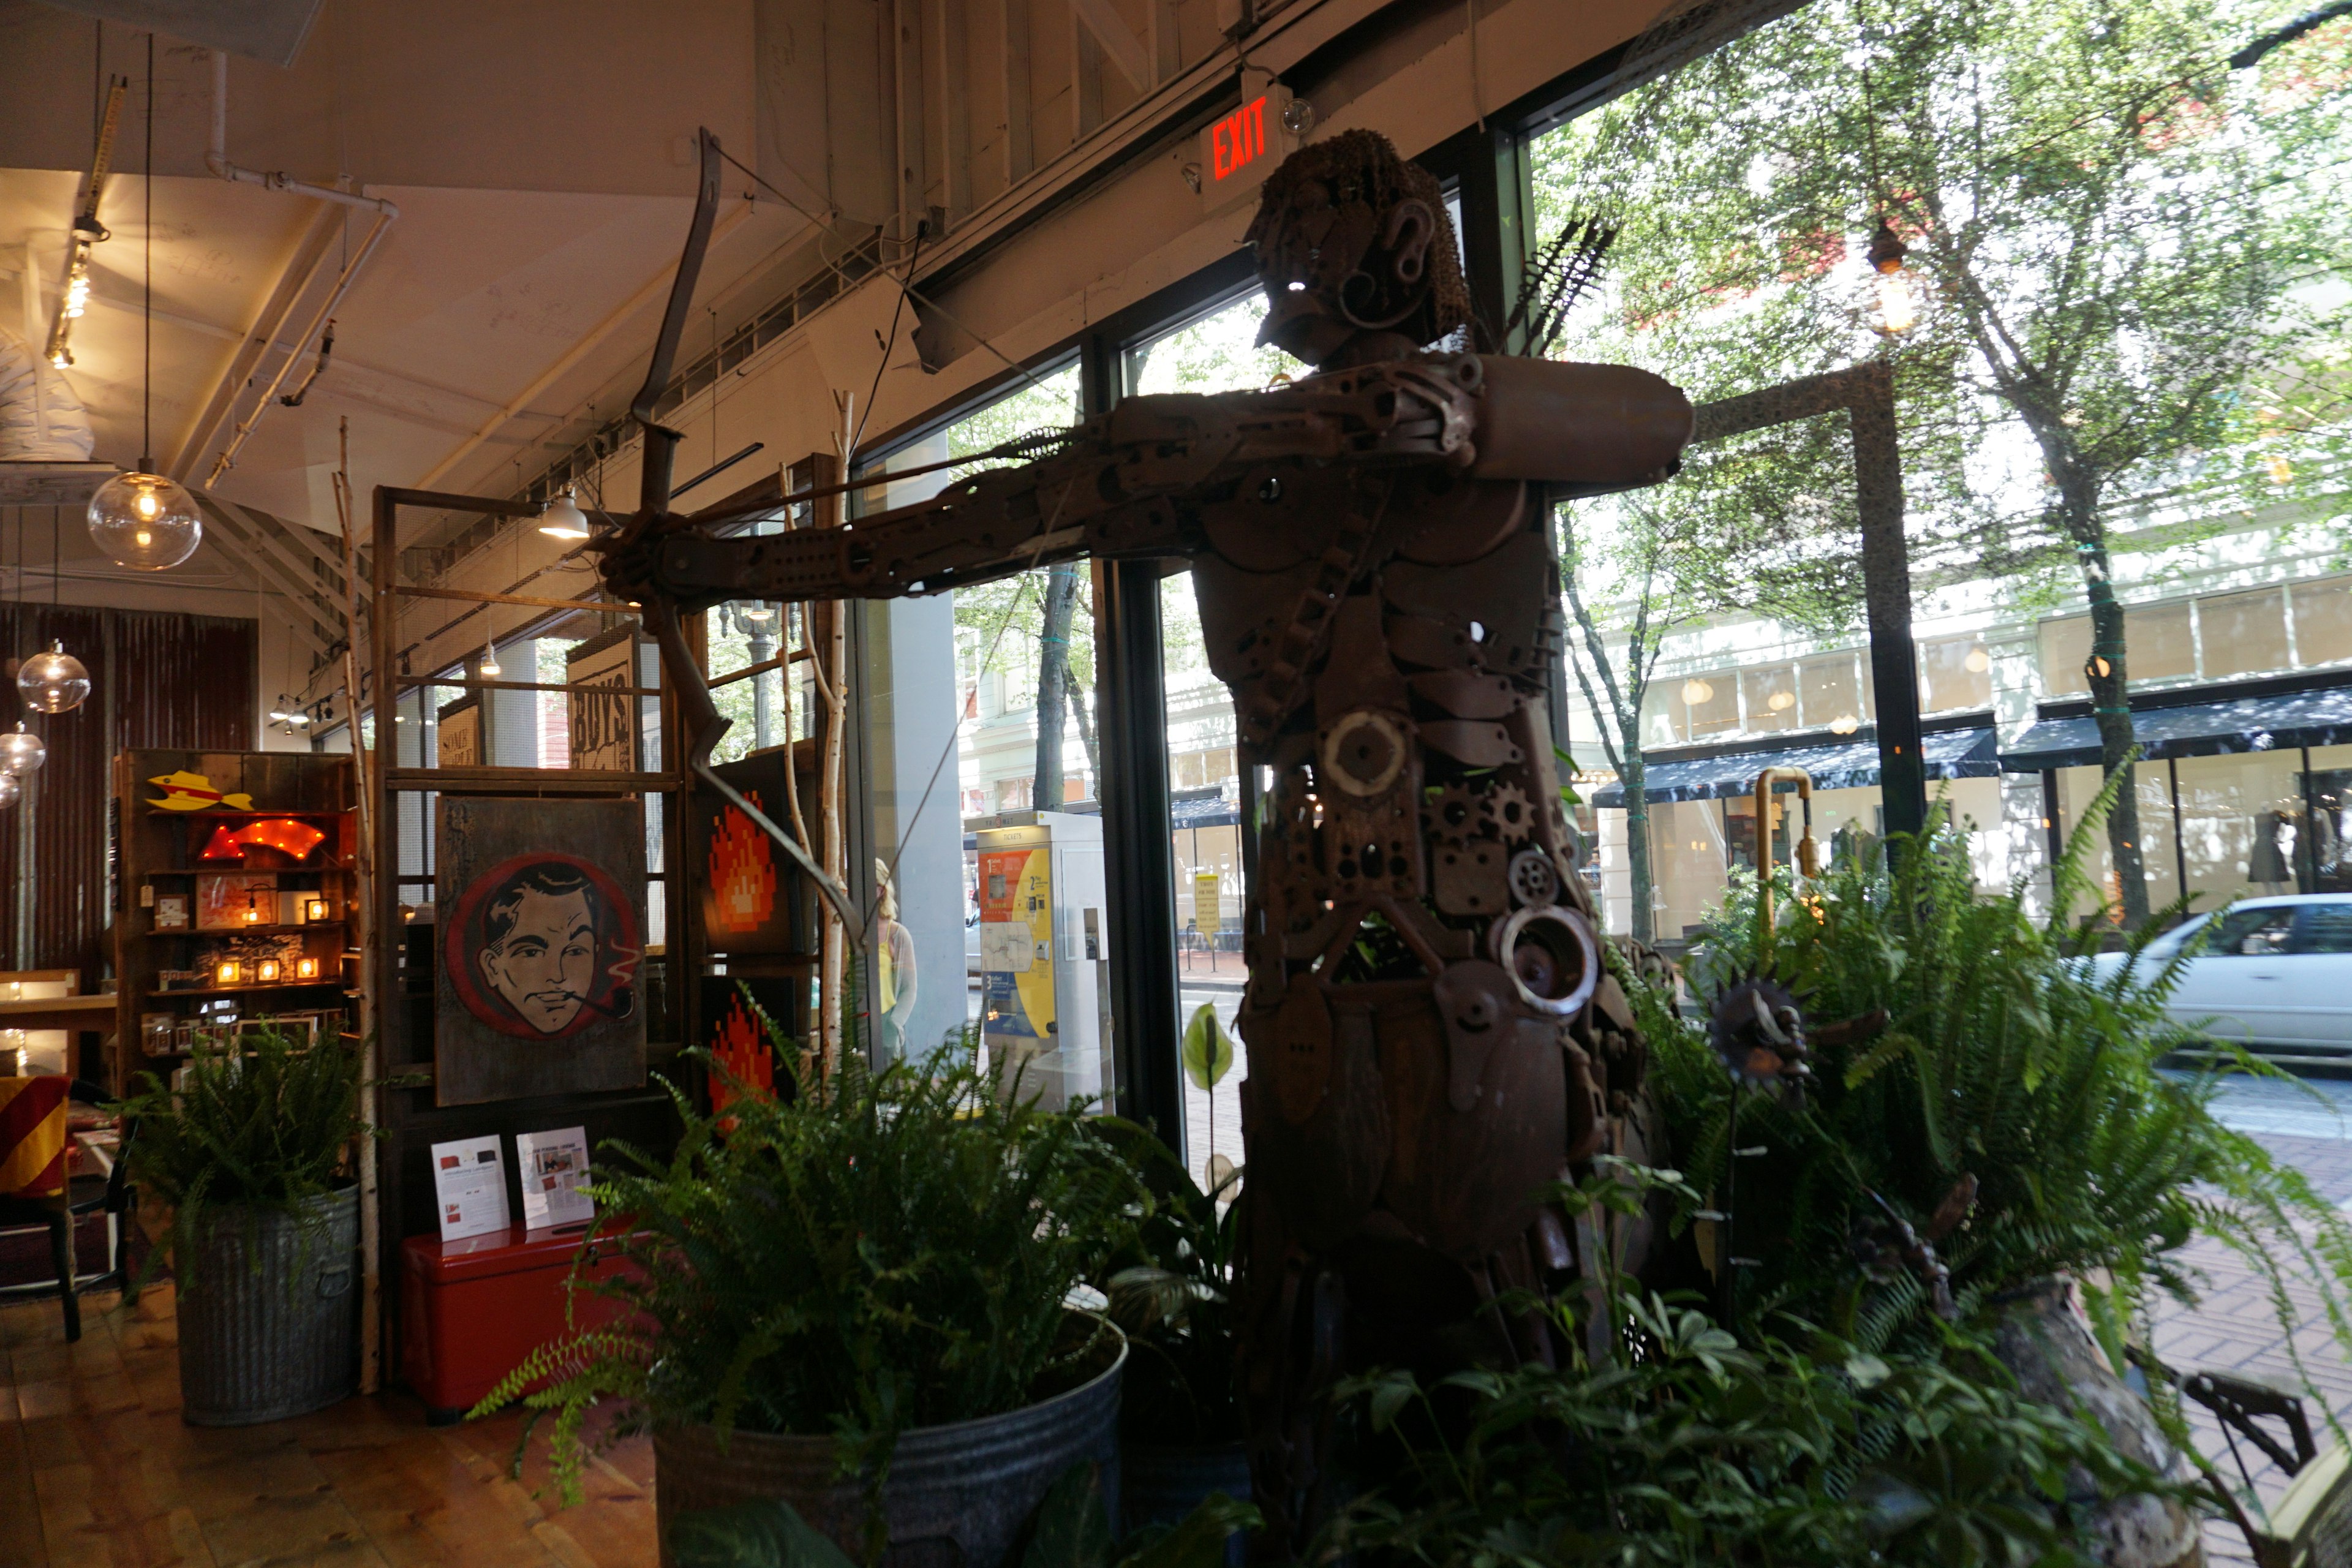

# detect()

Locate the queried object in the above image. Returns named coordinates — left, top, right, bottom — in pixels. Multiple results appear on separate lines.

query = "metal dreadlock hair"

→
left=1246, top=129, right=1473, bottom=350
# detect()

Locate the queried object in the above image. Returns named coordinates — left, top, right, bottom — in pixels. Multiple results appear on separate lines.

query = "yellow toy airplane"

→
left=146, top=771, right=256, bottom=812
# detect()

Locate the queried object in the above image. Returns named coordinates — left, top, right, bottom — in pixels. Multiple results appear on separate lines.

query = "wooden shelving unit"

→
left=111, top=749, right=358, bottom=1090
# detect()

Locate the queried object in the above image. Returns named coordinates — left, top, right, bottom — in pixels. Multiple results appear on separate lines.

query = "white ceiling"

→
left=0, top=0, right=815, bottom=541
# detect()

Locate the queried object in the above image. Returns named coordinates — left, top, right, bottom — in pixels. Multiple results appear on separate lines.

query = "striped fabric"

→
left=0, top=1076, right=69, bottom=1197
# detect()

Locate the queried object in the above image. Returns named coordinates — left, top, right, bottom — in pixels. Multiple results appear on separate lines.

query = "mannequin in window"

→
left=873, top=858, right=918, bottom=1057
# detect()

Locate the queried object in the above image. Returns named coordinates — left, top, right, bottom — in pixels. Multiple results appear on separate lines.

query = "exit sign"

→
left=1210, top=97, right=1270, bottom=183
left=1199, top=83, right=1296, bottom=213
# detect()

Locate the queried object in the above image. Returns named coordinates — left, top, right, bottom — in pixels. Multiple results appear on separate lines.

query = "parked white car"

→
left=2087, top=894, right=2352, bottom=1057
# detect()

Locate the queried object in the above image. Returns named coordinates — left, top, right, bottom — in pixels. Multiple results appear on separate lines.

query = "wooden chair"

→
left=0, top=1078, right=139, bottom=1342
left=2136, top=1349, right=2352, bottom=1567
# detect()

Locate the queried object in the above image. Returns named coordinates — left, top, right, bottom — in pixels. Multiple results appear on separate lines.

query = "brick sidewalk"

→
left=2149, top=1123, right=2352, bottom=1562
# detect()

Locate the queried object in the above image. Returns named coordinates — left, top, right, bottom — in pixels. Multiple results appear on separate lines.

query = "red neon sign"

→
left=1211, top=96, right=1268, bottom=183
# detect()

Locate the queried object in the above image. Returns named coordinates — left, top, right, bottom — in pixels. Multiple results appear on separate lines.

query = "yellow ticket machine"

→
left=974, top=813, right=1107, bottom=1107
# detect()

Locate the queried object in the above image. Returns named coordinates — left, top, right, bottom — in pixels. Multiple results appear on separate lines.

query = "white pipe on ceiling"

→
left=194, top=48, right=401, bottom=486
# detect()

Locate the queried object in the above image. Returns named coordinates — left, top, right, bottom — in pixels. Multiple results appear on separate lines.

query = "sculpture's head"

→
left=1245, top=130, right=1471, bottom=369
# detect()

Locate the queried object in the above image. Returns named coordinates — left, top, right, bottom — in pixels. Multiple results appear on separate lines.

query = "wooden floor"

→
left=0, top=1284, right=657, bottom=1567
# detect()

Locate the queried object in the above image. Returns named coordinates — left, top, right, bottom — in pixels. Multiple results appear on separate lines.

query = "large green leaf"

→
left=1120, top=1494, right=1260, bottom=1568
left=1181, top=1003, right=1234, bottom=1092
left=668, top=1499, right=858, bottom=1568
left=1025, top=1461, right=1115, bottom=1568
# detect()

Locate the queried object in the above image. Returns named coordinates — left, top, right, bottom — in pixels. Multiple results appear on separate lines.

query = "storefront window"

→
left=1646, top=799, right=1732, bottom=940
left=2174, top=751, right=2307, bottom=909
left=858, top=364, right=1095, bottom=1099
left=1801, top=652, right=1868, bottom=731
left=2202, top=589, right=2289, bottom=679
left=2049, top=761, right=2176, bottom=919
left=2307, top=744, right=2352, bottom=892
left=1126, top=288, right=1298, bottom=1181
left=2296, top=577, right=2352, bottom=666
left=1918, top=636, right=1992, bottom=714
left=1741, top=666, right=1800, bottom=733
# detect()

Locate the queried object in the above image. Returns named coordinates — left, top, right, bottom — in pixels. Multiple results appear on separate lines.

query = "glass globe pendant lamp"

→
left=18, top=640, right=90, bottom=714
left=0, top=772, right=20, bottom=809
left=88, top=467, right=203, bottom=570
left=0, top=723, right=46, bottom=775
left=93, top=87, right=205, bottom=575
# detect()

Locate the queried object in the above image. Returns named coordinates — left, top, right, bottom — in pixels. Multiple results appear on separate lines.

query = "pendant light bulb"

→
left=88, top=468, right=203, bottom=569
left=17, top=641, right=90, bottom=714
left=538, top=487, right=592, bottom=540
left=480, top=640, right=502, bottom=679
left=0, top=723, right=47, bottom=776
left=1866, top=218, right=1917, bottom=337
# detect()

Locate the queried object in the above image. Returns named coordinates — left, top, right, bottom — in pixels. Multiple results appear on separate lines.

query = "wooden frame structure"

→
left=364, top=484, right=693, bottom=1384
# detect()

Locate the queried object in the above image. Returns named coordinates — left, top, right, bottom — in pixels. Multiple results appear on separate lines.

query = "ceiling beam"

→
left=194, top=498, right=339, bottom=658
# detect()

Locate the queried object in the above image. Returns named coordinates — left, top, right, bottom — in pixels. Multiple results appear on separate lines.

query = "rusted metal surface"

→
left=0, top=605, right=252, bottom=978
left=598, top=133, right=1695, bottom=1556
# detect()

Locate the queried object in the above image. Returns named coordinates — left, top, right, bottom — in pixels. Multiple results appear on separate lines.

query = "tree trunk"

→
left=1622, top=741, right=1654, bottom=946
left=1034, top=563, right=1079, bottom=809
left=1067, top=687, right=1099, bottom=788
left=2079, top=541, right=2150, bottom=927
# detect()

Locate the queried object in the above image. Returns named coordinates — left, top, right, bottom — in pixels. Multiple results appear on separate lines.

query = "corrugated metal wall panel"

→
left=0, top=606, right=255, bottom=976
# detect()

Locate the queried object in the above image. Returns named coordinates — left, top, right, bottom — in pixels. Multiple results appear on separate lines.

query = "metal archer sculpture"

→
left=600, top=127, right=1697, bottom=1555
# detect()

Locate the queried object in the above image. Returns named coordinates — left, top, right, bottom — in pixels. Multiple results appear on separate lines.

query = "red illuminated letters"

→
left=1212, top=96, right=1268, bottom=183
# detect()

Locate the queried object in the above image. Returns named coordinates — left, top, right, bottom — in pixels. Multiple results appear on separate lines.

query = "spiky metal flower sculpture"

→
left=1708, top=973, right=1814, bottom=1105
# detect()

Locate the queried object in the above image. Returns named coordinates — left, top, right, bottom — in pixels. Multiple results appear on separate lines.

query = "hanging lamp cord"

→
left=141, top=30, right=153, bottom=472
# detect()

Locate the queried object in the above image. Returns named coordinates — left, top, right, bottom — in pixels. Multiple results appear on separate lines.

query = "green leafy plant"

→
left=115, top=1023, right=369, bottom=1292
left=1317, top=1165, right=2179, bottom=1568
left=473, top=1037, right=1150, bottom=1510
left=1094, top=1117, right=1243, bottom=1445
left=1657, top=782, right=2352, bottom=1393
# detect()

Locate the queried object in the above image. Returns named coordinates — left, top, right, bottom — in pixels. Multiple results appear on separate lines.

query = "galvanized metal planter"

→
left=654, top=1328, right=1125, bottom=1568
left=176, top=1185, right=359, bottom=1427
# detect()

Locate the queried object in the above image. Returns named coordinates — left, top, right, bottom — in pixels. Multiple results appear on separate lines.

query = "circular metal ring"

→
left=1320, top=710, right=1407, bottom=798
left=1488, top=903, right=1600, bottom=1018
left=1507, top=847, right=1559, bottom=907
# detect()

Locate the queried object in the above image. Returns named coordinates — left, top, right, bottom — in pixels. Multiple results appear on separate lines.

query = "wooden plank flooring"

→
left=0, top=1285, right=655, bottom=1567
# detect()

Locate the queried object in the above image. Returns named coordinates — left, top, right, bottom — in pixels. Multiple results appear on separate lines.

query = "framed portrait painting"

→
left=433, top=795, right=647, bottom=1106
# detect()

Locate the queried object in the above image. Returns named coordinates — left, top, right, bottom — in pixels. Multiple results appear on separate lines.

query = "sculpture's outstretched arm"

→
left=601, top=355, right=1691, bottom=616
left=596, top=354, right=1691, bottom=938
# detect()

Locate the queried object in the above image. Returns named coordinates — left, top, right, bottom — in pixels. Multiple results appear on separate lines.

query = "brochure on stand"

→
left=430, top=1134, right=510, bottom=1242
left=515, top=1125, right=595, bottom=1231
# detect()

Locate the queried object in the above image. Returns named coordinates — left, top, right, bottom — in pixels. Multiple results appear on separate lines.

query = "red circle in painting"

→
left=443, top=852, right=643, bottom=1041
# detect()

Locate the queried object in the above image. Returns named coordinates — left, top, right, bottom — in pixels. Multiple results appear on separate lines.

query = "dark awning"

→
left=1999, top=686, right=2352, bottom=771
left=1589, top=727, right=1999, bottom=808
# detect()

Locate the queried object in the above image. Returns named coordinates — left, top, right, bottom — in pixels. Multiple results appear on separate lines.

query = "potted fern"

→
left=117, top=1023, right=369, bottom=1426
left=477, top=1033, right=1148, bottom=1568
left=1659, top=784, right=2352, bottom=1547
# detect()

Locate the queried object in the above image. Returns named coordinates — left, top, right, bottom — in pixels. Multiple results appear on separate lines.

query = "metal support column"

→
left=1848, top=361, right=1924, bottom=843
left=1082, top=331, right=1184, bottom=1144
left=1690, top=363, right=1926, bottom=846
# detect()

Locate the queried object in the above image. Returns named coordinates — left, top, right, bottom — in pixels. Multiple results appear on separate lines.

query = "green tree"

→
left=1557, top=417, right=1871, bottom=943
left=939, top=368, right=1086, bottom=808
left=1537, top=0, right=2350, bottom=925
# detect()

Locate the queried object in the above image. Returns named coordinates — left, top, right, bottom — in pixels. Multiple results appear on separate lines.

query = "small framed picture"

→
left=154, top=894, right=189, bottom=931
